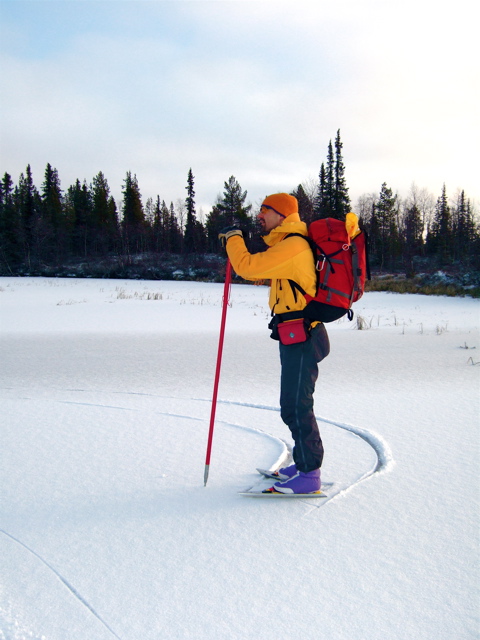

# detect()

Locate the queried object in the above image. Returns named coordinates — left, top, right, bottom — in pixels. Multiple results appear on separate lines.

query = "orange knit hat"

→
left=261, top=193, right=298, bottom=218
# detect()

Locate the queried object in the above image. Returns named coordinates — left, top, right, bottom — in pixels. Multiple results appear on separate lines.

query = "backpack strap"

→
left=274, top=309, right=306, bottom=323
left=288, top=279, right=307, bottom=306
left=283, top=233, right=319, bottom=304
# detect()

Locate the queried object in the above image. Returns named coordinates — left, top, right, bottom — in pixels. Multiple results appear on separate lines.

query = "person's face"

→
left=258, top=206, right=284, bottom=233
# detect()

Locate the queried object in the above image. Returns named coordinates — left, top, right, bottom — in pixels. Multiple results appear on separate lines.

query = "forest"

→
left=1, top=132, right=479, bottom=294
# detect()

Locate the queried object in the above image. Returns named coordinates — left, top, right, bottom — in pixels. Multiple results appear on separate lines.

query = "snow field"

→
left=1, top=277, right=479, bottom=640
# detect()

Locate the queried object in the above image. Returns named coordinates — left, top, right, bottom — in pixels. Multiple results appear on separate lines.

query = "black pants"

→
left=279, top=323, right=330, bottom=473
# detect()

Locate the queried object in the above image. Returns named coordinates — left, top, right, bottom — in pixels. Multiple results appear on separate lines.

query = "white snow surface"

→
left=1, top=277, right=479, bottom=640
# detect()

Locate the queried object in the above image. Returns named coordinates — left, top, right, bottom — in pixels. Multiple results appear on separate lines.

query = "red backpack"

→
left=286, top=217, right=370, bottom=323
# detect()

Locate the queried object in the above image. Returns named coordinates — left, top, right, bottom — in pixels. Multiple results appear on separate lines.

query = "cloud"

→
left=1, top=0, right=479, bottom=213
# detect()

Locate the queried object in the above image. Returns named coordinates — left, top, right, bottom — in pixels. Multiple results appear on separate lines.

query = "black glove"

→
left=218, top=226, right=243, bottom=247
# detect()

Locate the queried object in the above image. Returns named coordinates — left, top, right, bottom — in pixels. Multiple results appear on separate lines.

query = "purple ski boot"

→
left=271, top=468, right=321, bottom=494
left=273, top=463, right=297, bottom=481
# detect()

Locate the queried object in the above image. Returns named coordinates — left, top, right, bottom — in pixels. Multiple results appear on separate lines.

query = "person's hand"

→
left=218, top=226, right=243, bottom=247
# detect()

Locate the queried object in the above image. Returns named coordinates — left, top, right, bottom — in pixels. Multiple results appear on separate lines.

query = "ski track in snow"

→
left=0, top=529, right=124, bottom=640
left=23, top=387, right=395, bottom=500
left=2, top=387, right=394, bottom=636
left=11, top=387, right=394, bottom=499
left=213, top=399, right=395, bottom=506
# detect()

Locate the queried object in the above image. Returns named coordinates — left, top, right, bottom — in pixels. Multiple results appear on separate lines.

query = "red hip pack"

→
left=277, top=319, right=309, bottom=345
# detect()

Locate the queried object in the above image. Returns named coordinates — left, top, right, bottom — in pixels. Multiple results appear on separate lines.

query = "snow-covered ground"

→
left=1, top=276, right=479, bottom=640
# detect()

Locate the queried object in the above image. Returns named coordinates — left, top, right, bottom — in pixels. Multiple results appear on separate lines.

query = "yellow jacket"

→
left=226, top=213, right=316, bottom=315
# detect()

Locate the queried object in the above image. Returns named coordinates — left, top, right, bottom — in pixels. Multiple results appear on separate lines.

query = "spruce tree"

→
left=451, top=190, right=477, bottom=262
left=0, top=172, right=22, bottom=267
left=122, top=171, right=145, bottom=254
left=16, top=165, right=38, bottom=260
left=160, top=200, right=171, bottom=252
left=217, top=176, right=252, bottom=225
left=41, top=163, right=65, bottom=260
left=333, top=129, right=350, bottom=218
left=152, top=196, right=162, bottom=252
left=107, top=196, right=119, bottom=252
left=325, top=140, right=335, bottom=217
left=206, top=176, right=252, bottom=253
left=92, top=171, right=118, bottom=254
left=375, top=182, right=400, bottom=270
left=42, top=164, right=63, bottom=229
left=122, top=172, right=144, bottom=227
left=315, top=132, right=350, bottom=220
left=427, top=184, right=452, bottom=263
left=205, top=201, right=225, bottom=253
left=66, top=179, right=93, bottom=257
left=184, top=168, right=197, bottom=253
left=314, top=163, right=328, bottom=218
left=168, top=202, right=182, bottom=253
left=291, top=184, right=314, bottom=225
left=402, top=202, right=424, bottom=276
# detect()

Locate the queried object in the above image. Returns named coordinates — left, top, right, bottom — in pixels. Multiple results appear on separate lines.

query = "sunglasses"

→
left=260, top=205, right=286, bottom=218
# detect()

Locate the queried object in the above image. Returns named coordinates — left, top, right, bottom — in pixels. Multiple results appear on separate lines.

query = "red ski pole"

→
left=204, top=259, right=232, bottom=486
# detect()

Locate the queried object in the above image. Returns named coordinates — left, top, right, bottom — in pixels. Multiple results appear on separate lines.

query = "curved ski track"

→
left=214, top=398, right=395, bottom=503
left=2, top=389, right=394, bottom=637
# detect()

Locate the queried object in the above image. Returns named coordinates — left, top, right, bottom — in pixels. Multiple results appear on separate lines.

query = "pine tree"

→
left=375, top=182, right=400, bottom=270
left=122, top=171, right=145, bottom=254
left=315, top=132, right=350, bottom=220
left=93, top=172, right=113, bottom=226
left=291, top=184, right=314, bottom=225
left=160, top=199, right=171, bottom=252
left=333, top=129, right=350, bottom=218
left=107, top=196, right=119, bottom=252
left=316, top=142, right=335, bottom=218
left=205, top=200, right=225, bottom=253
left=41, top=163, right=65, bottom=260
left=402, top=202, right=424, bottom=276
left=325, top=140, right=335, bottom=217
left=122, top=172, right=144, bottom=227
left=66, top=179, right=93, bottom=257
left=151, top=196, right=162, bottom=252
left=92, top=171, right=118, bottom=254
left=184, top=168, right=197, bottom=253
left=0, top=172, right=22, bottom=267
left=42, top=164, right=63, bottom=229
left=206, top=176, right=252, bottom=253
left=367, top=199, right=380, bottom=264
left=217, top=176, right=252, bottom=224
left=314, top=163, right=328, bottom=218
left=168, top=201, right=182, bottom=253
left=16, top=165, right=37, bottom=259
left=427, top=184, right=452, bottom=262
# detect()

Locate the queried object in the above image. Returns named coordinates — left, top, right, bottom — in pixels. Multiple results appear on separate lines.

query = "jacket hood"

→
left=262, top=213, right=308, bottom=247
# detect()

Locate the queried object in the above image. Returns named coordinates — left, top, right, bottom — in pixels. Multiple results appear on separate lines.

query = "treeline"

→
left=291, top=132, right=479, bottom=274
left=0, top=164, right=255, bottom=273
left=355, top=182, right=479, bottom=275
left=1, top=131, right=478, bottom=278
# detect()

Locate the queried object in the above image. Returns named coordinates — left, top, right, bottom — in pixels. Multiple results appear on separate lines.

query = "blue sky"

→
left=1, top=0, right=478, bottom=216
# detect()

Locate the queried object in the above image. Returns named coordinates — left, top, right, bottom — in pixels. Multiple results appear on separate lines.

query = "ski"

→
left=240, top=490, right=327, bottom=499
left=256, top=467, right=290, bottom=481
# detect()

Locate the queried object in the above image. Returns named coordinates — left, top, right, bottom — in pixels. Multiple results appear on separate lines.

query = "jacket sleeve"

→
left=226, top=235, right=311, bottom=281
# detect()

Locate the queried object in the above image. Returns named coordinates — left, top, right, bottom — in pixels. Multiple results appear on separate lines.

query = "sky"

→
left=1, top=0, right=479, bottom=217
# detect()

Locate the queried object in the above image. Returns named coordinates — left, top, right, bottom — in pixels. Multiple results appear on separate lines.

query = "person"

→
left=219, top=193, right=330, bottom=494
